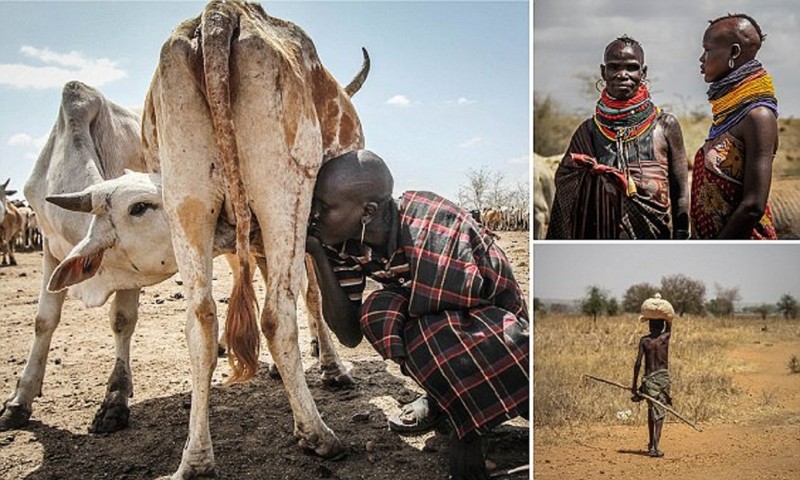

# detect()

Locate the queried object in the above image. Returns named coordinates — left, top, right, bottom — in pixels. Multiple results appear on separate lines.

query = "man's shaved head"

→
left=707, top=13, right=765, bottom=59
left=316, top=150, right=394, bottom=203
left=604, top=35, right=644, bottom=63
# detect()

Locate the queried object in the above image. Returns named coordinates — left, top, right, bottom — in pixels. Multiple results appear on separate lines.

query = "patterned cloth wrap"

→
left=639, top=369, right=671, bottom=421
left=691, top=59, right=779, bottom=239
left=324, top=191, right=529, bottom=439
left=546, top=113, right=674, bottom=239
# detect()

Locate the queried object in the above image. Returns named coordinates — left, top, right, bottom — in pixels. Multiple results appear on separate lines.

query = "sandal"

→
left=388, top=395, right=447, bottom=434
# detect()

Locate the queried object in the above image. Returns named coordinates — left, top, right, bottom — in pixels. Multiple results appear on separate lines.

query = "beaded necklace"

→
left=707, top=59, right=778, bottom=140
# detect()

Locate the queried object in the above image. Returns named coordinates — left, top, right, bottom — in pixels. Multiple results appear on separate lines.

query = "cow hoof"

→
left=320, top=363, right=354, bottom=389
left=90, top=403, right=130, bottom=433
left=217, top=345, right=227, bottom=357
left=309, top=339, right=320, bottom=359
left=299, top=433, right=347, bottom=460
left=268, top=363, right=281, bottom=379
left=0, top=404, right=32, bottom=431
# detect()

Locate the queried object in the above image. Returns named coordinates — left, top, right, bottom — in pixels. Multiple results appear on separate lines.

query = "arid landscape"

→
left=0, top=232, right=530, bottom=480
left=533, top=313, right=800, bottom=479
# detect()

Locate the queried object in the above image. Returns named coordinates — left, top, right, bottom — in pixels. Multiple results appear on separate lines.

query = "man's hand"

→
left=306, top=233, right=324, bottom=256
left=631, top=386, right=643, bottom=402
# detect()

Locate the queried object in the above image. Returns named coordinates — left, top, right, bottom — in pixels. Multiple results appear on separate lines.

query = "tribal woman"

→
left=547, top=36, right=690, bottom=239
left=693, top=14, right=779, bottom=239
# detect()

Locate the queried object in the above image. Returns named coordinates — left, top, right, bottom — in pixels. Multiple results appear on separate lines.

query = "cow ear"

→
left=47, top=219, right=115, bottom=292
left=47, top=250, right=105, bottom=292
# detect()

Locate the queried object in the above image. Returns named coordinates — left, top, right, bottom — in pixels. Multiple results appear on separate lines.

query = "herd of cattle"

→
left=0, top=180, right=42, bottom=266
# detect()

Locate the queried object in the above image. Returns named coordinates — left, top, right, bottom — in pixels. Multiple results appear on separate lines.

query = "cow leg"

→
left=90, top=288, right=140, bottom=433
left=0, top=240, right=66, bottom=430
left=304, top=255, right=353, bottom=388
left=255, top=250, right=343, bottom=458
left=165, top=206, right=219, bottom=479
left=7, top=237, right=16, bottom=266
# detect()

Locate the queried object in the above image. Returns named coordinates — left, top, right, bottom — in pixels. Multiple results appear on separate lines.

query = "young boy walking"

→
left=631, top=293, right=674, bottom=457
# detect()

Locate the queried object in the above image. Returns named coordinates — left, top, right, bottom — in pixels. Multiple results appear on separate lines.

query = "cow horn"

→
left=345, top=47, right=370, bottom=97
left=46, top=192, right=93, bottom=213
left=1, top=178, right=9, bottom=191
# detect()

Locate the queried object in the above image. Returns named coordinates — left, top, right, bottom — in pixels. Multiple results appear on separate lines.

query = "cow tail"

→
left=202, top=2, right=260, bottom=384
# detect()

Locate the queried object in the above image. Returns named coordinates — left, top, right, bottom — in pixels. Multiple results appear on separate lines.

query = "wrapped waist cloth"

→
left=639, top=369, right=672, bottom=421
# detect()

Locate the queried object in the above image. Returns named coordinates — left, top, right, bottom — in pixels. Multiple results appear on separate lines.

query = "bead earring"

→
left=728, top=58, right=735, bottom=69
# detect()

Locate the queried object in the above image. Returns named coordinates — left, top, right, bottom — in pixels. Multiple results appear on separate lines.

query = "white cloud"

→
left=507, top=154, right=530, bottom=165
left=457, top=97, right=476, bottom=105
left=386, top=94, right=412, bottom=107
left=7, top=132, right=48, bottom=150
left=459, top=136, right=483, bottom=148
left=0, top=45, right=127, bottom=90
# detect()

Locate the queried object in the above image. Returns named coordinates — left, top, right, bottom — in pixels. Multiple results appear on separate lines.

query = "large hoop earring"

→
left=728, top=58, right=735, bottom=69
left=643, top=78, right=652, bottom=88
left=595, top=78, right=606, bottom=93
left=360, top=221, right=366, bottom=244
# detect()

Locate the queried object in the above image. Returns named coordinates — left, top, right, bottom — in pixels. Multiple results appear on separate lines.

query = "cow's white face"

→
left=47, top=171, right=177, bottom=292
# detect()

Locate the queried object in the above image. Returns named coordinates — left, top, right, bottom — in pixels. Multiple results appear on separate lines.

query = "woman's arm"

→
left=306, top=237, right=363, bottom=347
left=663, top=114, right=690, bottom=239
left=719, top=107, right=778, bottom=238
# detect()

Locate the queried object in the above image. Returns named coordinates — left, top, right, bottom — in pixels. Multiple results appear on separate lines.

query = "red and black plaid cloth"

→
left=324, top=191, right=529, bottom=439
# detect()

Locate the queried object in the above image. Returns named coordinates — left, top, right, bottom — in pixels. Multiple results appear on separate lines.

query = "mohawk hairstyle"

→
left=605, top=35, right=645, bottom=61
left=709, top=13, right=766, bottom=42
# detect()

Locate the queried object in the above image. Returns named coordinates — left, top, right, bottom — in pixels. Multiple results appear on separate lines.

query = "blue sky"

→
left=535, top=0, right=800, bottom=117
left=533, top=243, right=800, bottom=305
left=0, top=0, right=530, bottom=203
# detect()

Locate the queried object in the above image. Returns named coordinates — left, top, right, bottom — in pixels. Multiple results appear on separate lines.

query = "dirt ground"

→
left=0, top=232, right=530, bottom=480
left=534, top=339, right=800, bottom=479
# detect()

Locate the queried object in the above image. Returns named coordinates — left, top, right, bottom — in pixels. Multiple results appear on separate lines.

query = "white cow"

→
left=533, top=153, right=556, bottom=239
left=141, top=0, right=367, bottom=477
left=0, top=79, right=353, bottom=437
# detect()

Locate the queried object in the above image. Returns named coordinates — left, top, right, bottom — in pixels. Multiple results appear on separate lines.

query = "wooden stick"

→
left=583, top=374, right=703, bottom=432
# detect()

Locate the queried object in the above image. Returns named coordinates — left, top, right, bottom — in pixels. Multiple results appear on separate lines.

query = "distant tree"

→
left=581, top=285, right=608, bottom=323
left=706, top=298, right=723, bottom=317
left=713, top=284, right=741, bottom=317
left=533, top=297, right=543, bottom=312
left=752, top=304, right=775, bottom=320
left=660, top=274, right=706, bottom=316
left=607, top=297, right=619, bottom=316
left=458, top=166, right=504, bottom=211
left=533, top=93, right=580, bottom=156
left=777, top=294, right=799, bottom=319
left=623, top=282, right=659, bottom=313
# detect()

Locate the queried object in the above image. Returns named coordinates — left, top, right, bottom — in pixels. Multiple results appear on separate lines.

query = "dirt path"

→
left=0, top=231, right=530, bottom=480
left=534, top=339, right=800, bottom=480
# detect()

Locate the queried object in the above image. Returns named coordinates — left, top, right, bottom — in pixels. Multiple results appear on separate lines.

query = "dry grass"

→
left=533, top=314, right=800, bottom=433
left=788, top=354, right=800, bottom=374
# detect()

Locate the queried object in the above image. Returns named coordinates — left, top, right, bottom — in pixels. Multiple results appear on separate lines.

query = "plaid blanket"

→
left=327, top=191, right=529, bottom=438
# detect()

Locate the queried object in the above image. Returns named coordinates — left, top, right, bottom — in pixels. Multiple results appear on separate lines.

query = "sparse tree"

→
left=607, top=297, right=619, bottom=316
left=533, top=297, right=543, bottom=312
left=712, top=284, right=741, bottom=317
left=777, top=294, right=799, bottom=319
left=581, top=285, right=608, bottom=323
left=458, top=166, right=507, bottom=211
left=622, top=282, right=659, bottom=313
left=533, top=93, right=580, bottom=156
left=752, top=304, right=774, bottom=320
left=660, top=274, right=706, bottom=316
